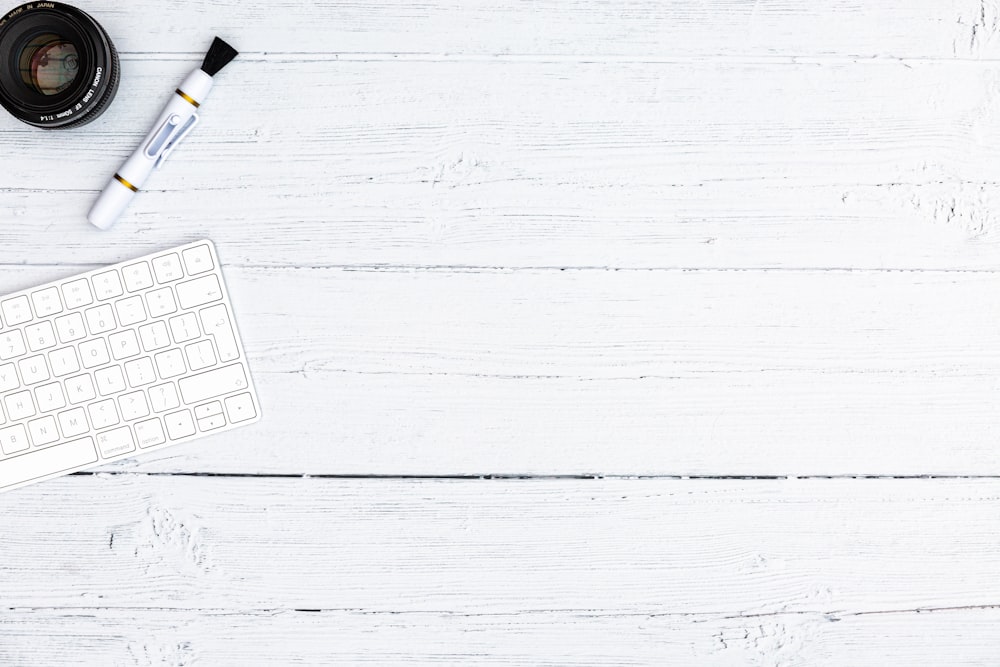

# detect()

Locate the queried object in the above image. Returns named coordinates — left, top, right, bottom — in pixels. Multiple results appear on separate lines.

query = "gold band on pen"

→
left=175, top=88, right=200, bottom=107
left=114, top=173, right=138, bottom=192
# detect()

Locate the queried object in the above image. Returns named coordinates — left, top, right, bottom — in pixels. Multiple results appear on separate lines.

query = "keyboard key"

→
left=96, top=426, right=135, bottom=459
left=119, top=391, right=150, bottom=421
left=164, top=409, right=196, bottom=440
left=95, top=366, right=127, bottom=396
left=27, top=416, right=59, bottom=448
left=146, top=287, right=177, bottom=318
left=169, top=313, right=200, bottom=343
left=138, top=321, right=171, bottom=352
left=135, top=418, right=166, bottom=448
left=79, top=338, right=110, bottom=369
left=109, top=330, right=140, bottom=360
left=122, top=262, right=154, bottom=292
left=178, top=364, right=248, bottom=405
left=93, top=270, right=124, bottom=300
left=0, top=424, right=30, bottom=454
left=62, top=279, right=94, bottom=309
left=154, top=349, right=186, bottom=379
left=194, top=401, right=223, bottom=420
left=200, top=304, right=240, bottom=362
left=115, top=295, right=147, bottom=327
left=35, top=382, right=66, bottom=412
left=176, top=275, right=222, bottom=310
left=0, top=437, right=97, bottom=490
left=66, top=374, right=96, bottom=405
left=182, top=244, right=214, bottom=275
left=185, top=340, right=217, bottom=371
left=0, top=363, right=18, bottom=392
left=31, top=287, right=62, bottom=317
left=88, top=399, right=119, bottom=430
left=54, top=312, right=86, bottom=343
left=58, top=407, right=89, bottom=438
left=152, top=253, right=184, bottom=283
left=1, top=295, right=31, bottom=326
left=25, top=321, right=56, bottom=352
left=197, top=414, right=226, bottom=432
left=225, top=393, right=257, bottom=423
left=49, top=347, right=80, bottom=377
left=124, top=357, right=156, bottom=387
left=18, top=355, right=49, bottom=385
left=0, top=330, right=26, bottom=360
left=5, top=390, right=36, bottom=421
left=85, top=304, right=116, bottom=335
left=149, top=382, right=180, bottom=413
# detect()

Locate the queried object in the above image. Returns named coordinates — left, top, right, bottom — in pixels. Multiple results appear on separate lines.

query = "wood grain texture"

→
left=3, top=477, right=1000, bottom=665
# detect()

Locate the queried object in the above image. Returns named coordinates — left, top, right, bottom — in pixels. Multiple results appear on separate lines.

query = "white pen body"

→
left=88, top=69, right=215, bottom=230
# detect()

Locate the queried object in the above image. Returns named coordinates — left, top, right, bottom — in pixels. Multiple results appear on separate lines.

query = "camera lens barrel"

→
left=0, top=2, right=119, bottom=129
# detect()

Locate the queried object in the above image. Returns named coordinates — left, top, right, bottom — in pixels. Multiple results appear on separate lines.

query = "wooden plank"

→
left=0, top=265, right=996, bottom=475
left=1, top=477, right=999, bottom=618
left=89, top=1, right=1000, bottom=60
left=4, top=606, right=1000, bottom=666
left=2, top=60, right=999, bottom=270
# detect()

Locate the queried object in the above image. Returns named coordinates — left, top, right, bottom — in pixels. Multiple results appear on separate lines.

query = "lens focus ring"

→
left=0, top=2, right=119, bottom=129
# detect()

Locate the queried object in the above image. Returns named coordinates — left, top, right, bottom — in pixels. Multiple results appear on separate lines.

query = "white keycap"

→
left=92, top=270, right=124, bottom=301
left=138, top=321, right=170, bottom=352
left=135, top=418, right=166, bottom=448
left=31, top=287, right=62, bottom=317
left=194, top=401, right=223, bottom=420
left=58, top=407, right=89, bottom=437
left=61, top=279, right=94, bottom=309
left=95, top=366, right=127, bottom=396
left=197, top=414, right=226, bottom=431
left=0, top=424, right=29, bottom=454
left=115, top=295, right=147, bottom=327
left=146, top=287, right=177, bottom=318
left=154, top=349, right=186, bottom=379
left=35, top=382, right=66, bottom=412
left=79, top=338, right=110, bottom=369
left=152, top=253, right=184, bottom=283
left=182, top=244, right=214, bottom=276
left=28, top=416, right=59, bottom=447
left=169, top=313, right=200, bottom=343
left=176, top=275, right=223, bottom=310
left=54, top=312, right=86, bottom=343
left=49, top=347, right=80, bottom=377
left=1, top=295, right=32, bottom=326
left=66, top=374, right=96, bottom=405
left=96, top=426, right=135, bottom=458
left=109, top=329, right=140, bottom=360
left=122, top=262, right=154, bottom=292
left=85, top=304, right=116, bottom=335
left=0, top=363, right=18, bottom=392
left=5, top=390, right=36, bottom=421
left=0, top=330, right=26, bottom=361
left=164, top=409, right=196, bottom=440
left=88, top=399, right=119, bottom=430
left=185, top=340, right=217, bottom=371
left=149, top=382, right=180, bottom=413
left=178, top=364, right=248, bottom=404
left=25, top=321, right=56, bottom=352
left=224, top=393, right=257, bottom=423
left=124, top=357, right=156, bottom=388
left=18, top=355, right=50, bottom=385
left=199, top=304, right=240, bottom=362
left=119, top=391, right=150, bottom=421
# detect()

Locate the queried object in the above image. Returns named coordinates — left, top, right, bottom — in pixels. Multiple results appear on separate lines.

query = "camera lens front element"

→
left=0, top=2, right=119, bottom=129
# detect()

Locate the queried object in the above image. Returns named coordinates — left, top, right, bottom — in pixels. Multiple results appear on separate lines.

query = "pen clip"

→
left=155, top=113, right=199, bottom=169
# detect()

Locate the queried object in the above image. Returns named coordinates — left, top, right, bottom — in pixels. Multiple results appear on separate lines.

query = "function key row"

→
left=0, top=245, right=214, bottom=328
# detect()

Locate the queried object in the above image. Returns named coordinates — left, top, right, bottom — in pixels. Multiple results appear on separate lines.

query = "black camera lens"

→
left=0, top=2, right=118, bottom=129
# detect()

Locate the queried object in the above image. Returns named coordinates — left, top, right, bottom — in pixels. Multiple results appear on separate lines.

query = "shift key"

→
left=178, top=363, right=248, bottom=404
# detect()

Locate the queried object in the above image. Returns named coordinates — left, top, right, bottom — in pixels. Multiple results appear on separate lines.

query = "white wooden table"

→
left=2, top=1, right=1000, bottom=664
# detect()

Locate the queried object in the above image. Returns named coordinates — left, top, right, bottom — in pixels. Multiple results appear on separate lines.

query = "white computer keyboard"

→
left=0, top=239, right=260, bottom=492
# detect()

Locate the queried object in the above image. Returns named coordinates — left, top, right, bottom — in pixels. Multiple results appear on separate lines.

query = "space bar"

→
left=0, top=437, right=98, bottom=490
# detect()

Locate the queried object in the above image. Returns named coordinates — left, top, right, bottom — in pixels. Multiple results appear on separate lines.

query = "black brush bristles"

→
left=200, top=37, right=238, bottom=77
